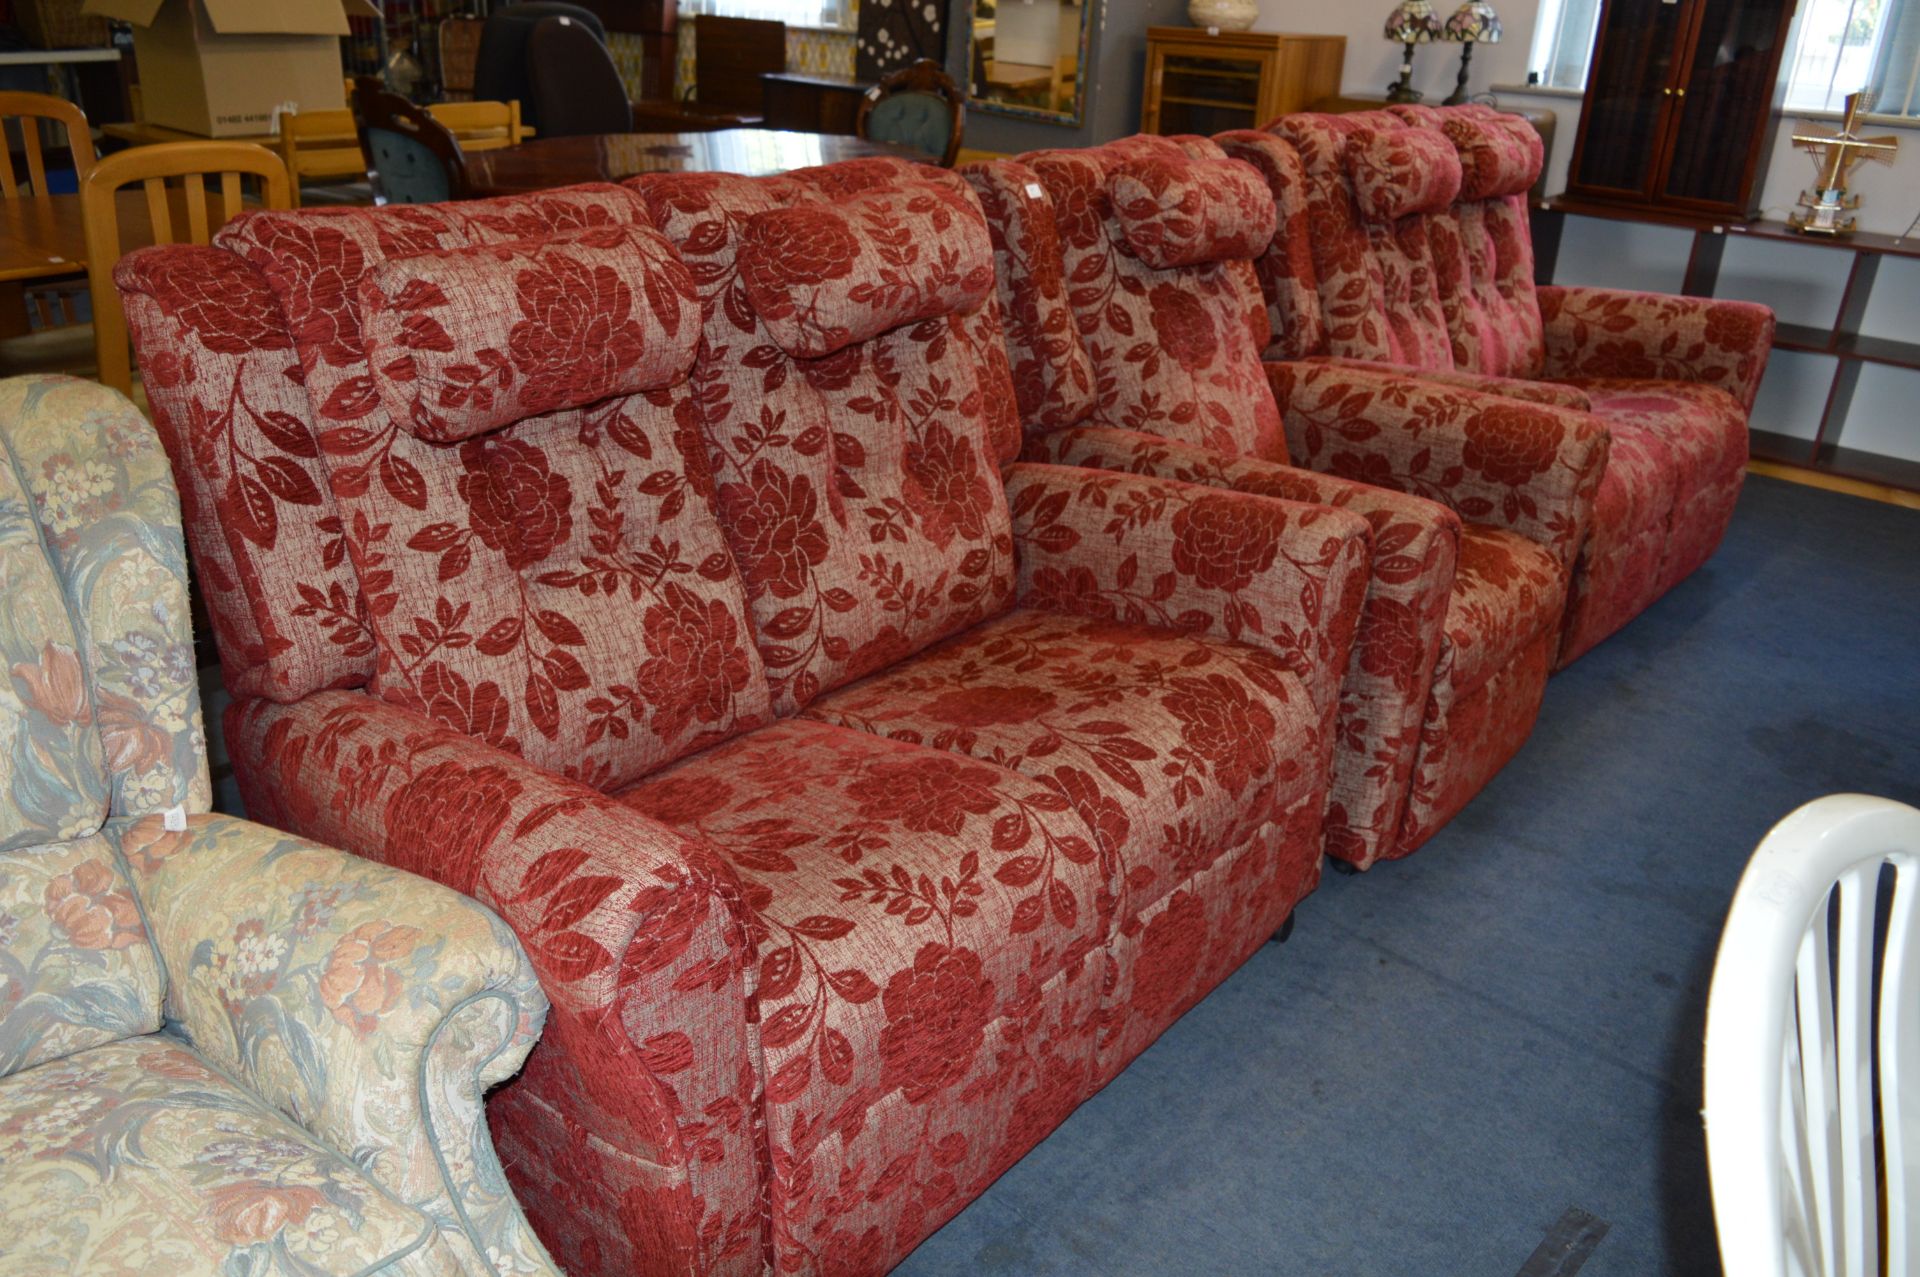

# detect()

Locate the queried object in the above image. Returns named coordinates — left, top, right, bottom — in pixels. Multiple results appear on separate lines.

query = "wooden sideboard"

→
left=1141, top=28, right=1344, bottom=136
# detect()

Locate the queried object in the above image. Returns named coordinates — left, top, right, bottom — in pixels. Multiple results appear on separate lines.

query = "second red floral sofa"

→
left=118, top=163, right=1374, bottom=1274
left=1221, top=105, right=1774, bottom=665
left=964, top=135, right=1610, bottom=866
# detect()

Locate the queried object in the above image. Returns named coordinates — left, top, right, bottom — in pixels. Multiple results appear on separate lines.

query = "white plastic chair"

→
left=1704, top=793, right=1920, bottom=1277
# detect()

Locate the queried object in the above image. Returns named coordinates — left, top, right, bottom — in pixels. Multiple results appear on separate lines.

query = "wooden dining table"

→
left=0, top=191, right=173, bottom=337
left=464, top=128, right=924, bottom=196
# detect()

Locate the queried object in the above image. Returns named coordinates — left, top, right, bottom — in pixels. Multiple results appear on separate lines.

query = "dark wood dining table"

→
left=463, top=129, right=924, bottom=196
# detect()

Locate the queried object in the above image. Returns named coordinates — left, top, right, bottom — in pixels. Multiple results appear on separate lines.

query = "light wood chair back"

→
left=440, top=15, right=486, bottom=99
left=0, top=90, right=95, bottom=199
left=81, top=141, right=291, bottom=395
left=428, top=99, right=527, bottom=148
left=277, top=107, right=362, bottom=206
left=278, top=100, right=524, bottom=208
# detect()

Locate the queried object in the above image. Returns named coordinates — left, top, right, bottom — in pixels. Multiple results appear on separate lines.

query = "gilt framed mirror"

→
left=967, top=0, right=1093, bottom=126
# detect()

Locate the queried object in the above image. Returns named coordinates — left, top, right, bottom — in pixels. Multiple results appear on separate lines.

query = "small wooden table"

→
left=464, top=129, right=921, bottom=196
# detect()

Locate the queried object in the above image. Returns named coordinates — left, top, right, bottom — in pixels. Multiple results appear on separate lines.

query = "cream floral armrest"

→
left=117, top=810, right=558, bottom=1276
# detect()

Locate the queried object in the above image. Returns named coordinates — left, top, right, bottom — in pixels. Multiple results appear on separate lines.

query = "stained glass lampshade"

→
left=1445, top=2, right=1503, bottom=43
left=1384, top=0, right=1443, bottom=44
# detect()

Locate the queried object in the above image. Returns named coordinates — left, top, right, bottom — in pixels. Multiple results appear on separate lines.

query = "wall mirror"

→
left=967, top=0, right=1092, bottom=126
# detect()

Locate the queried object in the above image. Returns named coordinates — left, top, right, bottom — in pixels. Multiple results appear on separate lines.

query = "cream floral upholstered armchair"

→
left=0, top=375, right=557, bottom=1275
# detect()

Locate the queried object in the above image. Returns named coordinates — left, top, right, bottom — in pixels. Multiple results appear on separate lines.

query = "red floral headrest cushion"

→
left=1345, top=128, right=1463, bottom=223
left=737, top=181, right=996, bottom=359
left=359, top=222, right=700, bottom=443
left=1443, top=111, right=1543, bottom=200
left=1106, top=154, right=1277, bottom=268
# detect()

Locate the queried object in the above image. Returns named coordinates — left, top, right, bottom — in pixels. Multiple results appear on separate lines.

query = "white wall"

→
left=1255, top=0, right=1920, bottom=465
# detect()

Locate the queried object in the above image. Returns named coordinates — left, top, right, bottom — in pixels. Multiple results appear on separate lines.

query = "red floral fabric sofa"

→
left=966, top=135, right=1610, bottom=866
left=118, top=163, right=1374, bottom=1274
left=1223, top=106, right=1774, bottom=665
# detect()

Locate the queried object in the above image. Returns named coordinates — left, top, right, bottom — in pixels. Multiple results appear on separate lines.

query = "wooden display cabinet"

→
left=1563, top=0, right=1800, bottom=221
left=1141, top=27, right=1344, bottom=136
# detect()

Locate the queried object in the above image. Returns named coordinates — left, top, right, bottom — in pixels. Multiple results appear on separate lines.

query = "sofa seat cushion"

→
left=620, top=715, right=1115, bottom=1095
left=802, top=607, right=1318, bottom=921
left=0, top=1036, right=442, bottom=1276
left=1441, top=524, right=1567, bottom=695
left=1560, top=377, right=1748, bottom=490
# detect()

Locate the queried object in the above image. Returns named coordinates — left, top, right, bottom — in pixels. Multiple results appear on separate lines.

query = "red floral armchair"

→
left=1231, top=106, right=1774, bottom=665
left=965, top=135, right=1609, bottom=869
left=120, top=164, right=1373, bottom=1274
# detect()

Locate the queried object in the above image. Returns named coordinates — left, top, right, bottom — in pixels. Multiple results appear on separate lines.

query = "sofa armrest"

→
left=1309, top=355, right=1592, bottom=412
left=1004, top=460, right=1372, bottom=741
left=1537, top=285, right=1775, bottom=412
left=223, top=689, right=765, bottom=1269
left=118, top=809, right=556, bottom=1274
left=1269, top=359, right=1609, bottom=575
left=1022, top=427, right=1460, bottom=868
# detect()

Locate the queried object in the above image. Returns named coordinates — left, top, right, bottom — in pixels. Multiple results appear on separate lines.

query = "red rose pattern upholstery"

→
left=1539, top=287, right=1775, bottom=415
left=1268, top=111, right=1456, bottom=371
left=1022, top=425, right=1460, bottom=868
left=976, top=135, right=1581, bottom=867
left=1107, top=153, right=1278, bottom=269
left=739, top=189, right=996, bottom=358
left=359, top=223, right=704, bottom=441
left=120, top=245, right=377, bottom=701
left=1213, top=130, right=1326, bottom=361
left=1249, top=106, right=1772, bottom=668
left=222, top=689, right=769, bottom=1276
left=1021, top=136, right=1288, bottom=461
left=1384, top=103, right=1546, bottom=381
left=132, top=158, right=1382, bottom=1275
left=1347, top=126, right=1463, bottom=224
left=634, top=167, right=1019, bottom=714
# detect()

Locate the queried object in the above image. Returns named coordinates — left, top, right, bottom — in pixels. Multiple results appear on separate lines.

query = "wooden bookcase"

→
left=1141, top=28, right=1344, bottom=136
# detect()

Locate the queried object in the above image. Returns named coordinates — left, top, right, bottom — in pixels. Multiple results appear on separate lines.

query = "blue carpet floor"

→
left=894, top=475, right=1920, bottom=1276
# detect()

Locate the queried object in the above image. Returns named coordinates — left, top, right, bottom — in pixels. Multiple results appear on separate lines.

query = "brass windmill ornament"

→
left=1788, top=91, right=1899, bottom=236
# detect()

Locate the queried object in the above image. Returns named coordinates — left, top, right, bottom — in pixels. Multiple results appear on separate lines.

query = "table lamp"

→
left=1384, top=0, right=1444, bottom=104
left=1443, top=2, right=1502, bottom=106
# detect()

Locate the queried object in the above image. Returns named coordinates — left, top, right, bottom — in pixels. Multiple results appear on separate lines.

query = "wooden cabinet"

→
left=761, top=72, right=868, bottom=136
left=1141, top=28, right=1344, bottom=136
left=1565, top=0, right=1798, bottom=219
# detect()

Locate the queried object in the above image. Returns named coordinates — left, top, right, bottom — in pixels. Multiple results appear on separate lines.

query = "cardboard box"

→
left=83, top=0, right=380, bottom=138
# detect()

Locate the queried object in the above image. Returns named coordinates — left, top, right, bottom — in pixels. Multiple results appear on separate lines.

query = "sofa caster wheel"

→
left=1329, top=858, right=1361, bottom=876
left=1271, top=913, right=1296, bottom=944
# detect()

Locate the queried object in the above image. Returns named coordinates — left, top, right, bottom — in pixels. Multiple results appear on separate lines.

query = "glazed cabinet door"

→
left=1568, top=0, right=1690, bottom=200
left=1658, top=0, right=1797, bottom=211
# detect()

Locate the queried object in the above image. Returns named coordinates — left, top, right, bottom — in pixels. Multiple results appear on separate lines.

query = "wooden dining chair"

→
left=276, top=107, right=363, bottom=208
left=351, top=77, right=472, bottom=206
left=439, top=15, right=486, bottom=100
left=856, top=59, right=965, bottom=168
left=81, top=141, right=291, bottom=396
left=0, top=91, right=97, bottom=343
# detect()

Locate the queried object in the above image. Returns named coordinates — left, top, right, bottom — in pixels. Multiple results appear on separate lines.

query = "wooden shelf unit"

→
left=1533, top=198, right=1920, bottom=493
left=1140, top=27, right=1343, bottom=136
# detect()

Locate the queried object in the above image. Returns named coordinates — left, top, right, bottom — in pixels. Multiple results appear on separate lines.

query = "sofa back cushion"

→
left=1107, top=153, right=1277, bottom=269
left=634, top=164, right=1017, bottom=714
left=362, top=225, right=705, bottom=441
left=1388, top=104, right=1546, bottom=379
left=961, top=159, right=1099, bottom=436
left=1270, top=112, right=1457, bottom=373
left=0, top=833, right=165, bottom=1077
left=1214, top=130, right=1326, bottom=361
left=218, top=188, right=772, bottom=791
left=1026, top=134, right=1288, bottom=461
left=119, top=244, right=380, bottom=703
